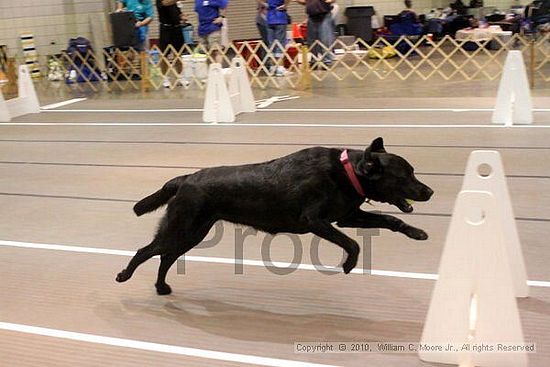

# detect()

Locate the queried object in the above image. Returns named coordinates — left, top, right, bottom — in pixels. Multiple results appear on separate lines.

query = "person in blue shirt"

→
left=116, top=0, right=155, bottom=50
left=195, top=0, right=228, bottom=63
left=258, top=0, right=290, bottom=76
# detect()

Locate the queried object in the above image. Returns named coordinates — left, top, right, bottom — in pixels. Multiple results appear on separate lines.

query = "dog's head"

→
left=358, top=137, right=433, bottom=213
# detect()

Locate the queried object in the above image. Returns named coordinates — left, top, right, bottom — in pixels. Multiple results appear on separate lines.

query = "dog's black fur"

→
left=116, top=138, right=433, bottom=295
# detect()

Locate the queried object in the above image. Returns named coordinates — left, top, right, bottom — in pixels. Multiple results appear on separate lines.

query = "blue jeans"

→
left=135, top=25, right=149, bottom=51
left=256, top=15, right=269, bottom=62
left=256, top=15, right=269, bottom=45
left=307, top=13, right=335, bottom=65
left=267, top=23, right=287, bottom=58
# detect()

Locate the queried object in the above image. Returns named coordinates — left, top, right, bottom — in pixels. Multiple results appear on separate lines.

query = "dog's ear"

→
left=369, top=137, right=386, bottom=153
left=360, top=146, right=382, bottom=175
left=362, top=137, right=386, bottom=170
left=360, top=137, right=385, bottom=172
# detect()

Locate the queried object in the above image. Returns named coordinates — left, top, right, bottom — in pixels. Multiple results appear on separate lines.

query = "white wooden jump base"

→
left=0, top=65, right=40, bottom=122
left=492, top=50, right=533, bottom=126
left=420, top=151, right=528, bottom=367
left=202, top=57, right=255, bottom=123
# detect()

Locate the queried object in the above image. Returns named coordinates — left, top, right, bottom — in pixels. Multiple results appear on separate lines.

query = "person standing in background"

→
left=156, top=0, right=188, bottom=87
left=399, top=0, right=419, bottom=22
left=256, top=1, right=269, bottom=56
left=256, top=3, right=269, bottom=44
left=450, top=0, right=468, bottom=16
left=294, top=0, right=335, bottom=69
left=116, top=0, right=154, bottom=50
left=195, top=0, right=228, bottom=63
left=259, top=0, right=290, bottom=76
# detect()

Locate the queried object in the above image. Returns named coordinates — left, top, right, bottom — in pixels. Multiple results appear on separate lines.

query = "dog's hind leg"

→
left=336, top=210, right=428, bottom=240
left=154, top=215, right=216, bottom=295
left=152, top=185, right=216, bottom=295
left=155, top=252, right=182, bottom=295
left=116, top=183, right=215, bottom=294
left=115, top=192, right=190, bottom=284
left=116, top=240, right=162, bottom=283
left=308, top=221, right=360, bottom=274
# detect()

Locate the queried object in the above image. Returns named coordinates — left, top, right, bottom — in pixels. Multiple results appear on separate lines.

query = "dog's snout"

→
left=424, top=186, right=434, bottom=199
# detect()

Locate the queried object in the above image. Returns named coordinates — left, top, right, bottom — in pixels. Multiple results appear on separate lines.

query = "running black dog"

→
left=116, top=137, right=433, bottom=295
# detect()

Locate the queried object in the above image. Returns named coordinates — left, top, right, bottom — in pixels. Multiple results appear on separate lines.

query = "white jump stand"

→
left=0, top=65, right=40, bottom=122
left=419, top=150, right=530, bottom=367
left=419, top=191, right=527, bottom=367
left=492, top=50, right=532, bottom=126
left=203, top=57, right=255, bottom=123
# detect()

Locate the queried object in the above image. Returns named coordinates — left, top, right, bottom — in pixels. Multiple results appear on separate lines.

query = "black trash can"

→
left=345, top=6, right=375, bottom=43
left=110, top=11, right=138, bottom=48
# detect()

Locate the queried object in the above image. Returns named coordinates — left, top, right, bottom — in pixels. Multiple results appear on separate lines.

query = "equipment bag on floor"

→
left=65, top=37, right=100, bottom=84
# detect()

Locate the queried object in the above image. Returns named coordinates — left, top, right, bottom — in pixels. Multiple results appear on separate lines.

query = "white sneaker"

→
left=275, top=66, right=288, bottom=77
left=162, top=78, right=171, bottom=88
left=178, top=78, right=190, bottom=87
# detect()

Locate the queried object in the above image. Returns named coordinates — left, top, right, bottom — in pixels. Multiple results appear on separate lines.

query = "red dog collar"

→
left=340, top=149, right=366, bottom=198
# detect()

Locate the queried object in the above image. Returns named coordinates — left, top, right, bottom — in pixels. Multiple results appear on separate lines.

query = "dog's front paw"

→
left=155, top=283, right=172, bottom=295
left=342, top=254, right=358, bottom=274
left=116, top=269, right=131, bottom=283
left=404, top=227, right=428, bottom=241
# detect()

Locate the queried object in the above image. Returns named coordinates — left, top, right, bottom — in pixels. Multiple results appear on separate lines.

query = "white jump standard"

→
left=203, top=57, right=256, bottom=123
left=420, top=150, right=529, bottom=367
left=0, top=65, right=40, bottom=122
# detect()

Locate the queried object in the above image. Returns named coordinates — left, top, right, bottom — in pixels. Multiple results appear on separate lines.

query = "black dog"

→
left=116, top=137, right=433, bottom=295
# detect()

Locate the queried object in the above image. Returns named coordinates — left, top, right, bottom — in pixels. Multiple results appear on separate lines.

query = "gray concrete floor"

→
left=1, top=78, right=550, bottom=366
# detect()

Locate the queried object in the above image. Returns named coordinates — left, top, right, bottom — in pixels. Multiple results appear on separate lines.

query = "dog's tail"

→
left=133, top=176, right=185, bottom=216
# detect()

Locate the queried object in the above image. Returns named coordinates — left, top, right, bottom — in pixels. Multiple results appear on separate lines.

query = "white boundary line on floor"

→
left=261, top=108, right=550, bottom=113
left=2, top=122, right=550, bottom=128
left=40, top=98, right=87, bottom=110
left=40, top=108, right=203, bottom=113
left=0, top=322, right=338, bottom=367
left=1, top=239, right=548, bottom=287
left=38, top=107, right=550, bottom=113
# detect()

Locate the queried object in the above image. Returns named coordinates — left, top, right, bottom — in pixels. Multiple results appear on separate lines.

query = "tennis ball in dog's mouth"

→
left=405, top=199, right=415, bottom=206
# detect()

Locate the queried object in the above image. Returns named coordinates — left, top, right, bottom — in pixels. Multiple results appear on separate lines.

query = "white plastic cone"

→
left=228, top=57, right=255, bottom=115
left=492, top=50, right=532, bottom=126
left=461, top=150, right=528, bottom=297
left=0, top=89, right=10, bottom=122
left=202, top=57, right=255, bottom=123
left=202, top=63, right=235, bottom=123
left=5, top=65, right=40, bottom=119
left=419, top=190, right=527, bottom=367
left=18, top=64, right=40, bottom=112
